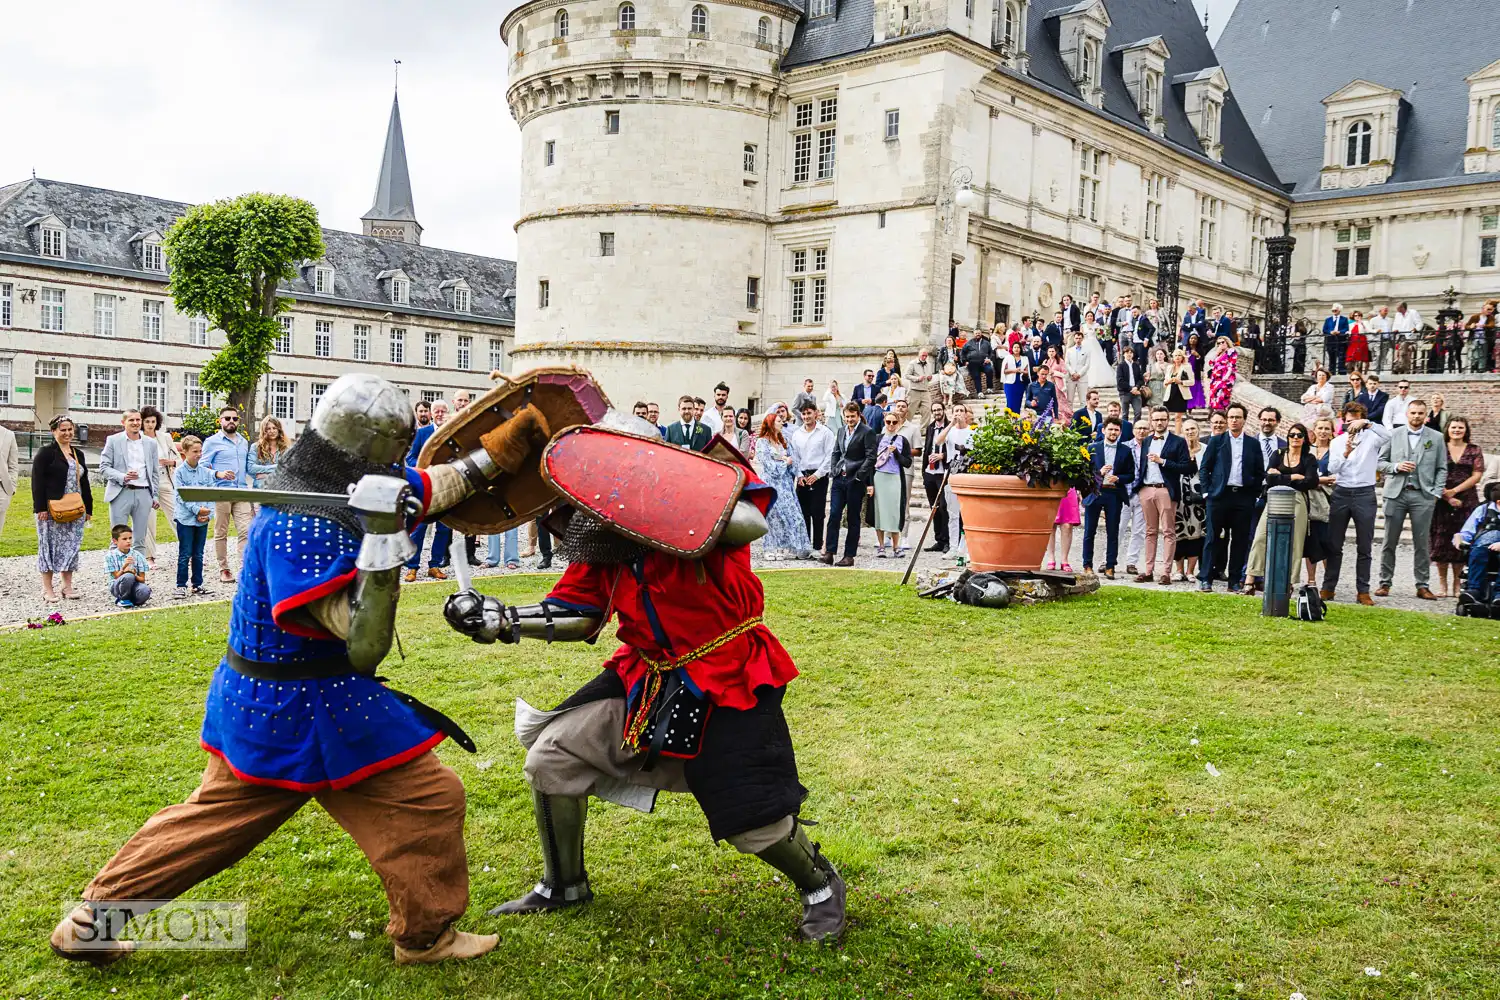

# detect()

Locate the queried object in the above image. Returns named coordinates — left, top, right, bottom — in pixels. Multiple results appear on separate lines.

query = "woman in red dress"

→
left=1344, top=309, right=1371, bottom=372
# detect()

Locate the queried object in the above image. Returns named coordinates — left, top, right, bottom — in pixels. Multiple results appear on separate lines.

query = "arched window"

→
left=690, top=4, right=708, bottom=33
left=555, top=8, right=569, bottom=38
left=757, top=16, right=770, bottom=45
left=1003, top=2, right=1017, bottom=47
left=1345, top=120, right=1372, bottom=166
left=1080, top=42, right=1094, bottom=88
left=1492, top=107, right=1500, bottom=149
left=618, top=2, right=635, bottom=31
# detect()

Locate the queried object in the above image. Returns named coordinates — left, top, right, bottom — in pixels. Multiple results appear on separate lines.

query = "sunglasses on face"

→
left=1287, top=432, right=1305, bottom=439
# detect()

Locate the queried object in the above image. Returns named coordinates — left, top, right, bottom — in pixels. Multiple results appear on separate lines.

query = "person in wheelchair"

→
left=1454, top=481, right=1500, bottom=618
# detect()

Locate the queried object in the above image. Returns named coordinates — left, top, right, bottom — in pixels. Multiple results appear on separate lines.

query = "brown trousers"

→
left=84, top=751, right=469, bottom=949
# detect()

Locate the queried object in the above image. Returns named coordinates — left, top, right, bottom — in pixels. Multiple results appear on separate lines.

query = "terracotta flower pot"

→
left=949, top=473, right=1069, bottom=572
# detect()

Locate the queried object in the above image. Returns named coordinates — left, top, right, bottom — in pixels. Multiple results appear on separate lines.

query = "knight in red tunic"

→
left=443, top=419, right=847, bottom=942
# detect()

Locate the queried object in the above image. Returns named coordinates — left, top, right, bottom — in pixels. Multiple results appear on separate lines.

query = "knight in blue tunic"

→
left=51, top=374, right=524, bottom=967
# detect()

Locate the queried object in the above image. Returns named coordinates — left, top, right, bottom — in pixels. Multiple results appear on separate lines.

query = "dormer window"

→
left=378, top=269, right=412, bottom=305
left=143, top=239, right=165, bottom=272
left=1143, top=72, right=1159, bottom=117
left=1175, top=66, right=1229, bottom=161
left=555, top=8, right=568, bottom=38
left=1205, top=99, right=1222, bottom=145
left=441, top=278, right=472, bottom=313
left=1345, top=120, right=1372, bottom=166
left=1050, top=1, right=1108, bottom=105
left=809, top=0, right=833, bottom=17
left=1080, top=42, right=1095, bottom=89
left=41, top=225, right=64, bottom=258
left=314, top=265, right=334, bottom=294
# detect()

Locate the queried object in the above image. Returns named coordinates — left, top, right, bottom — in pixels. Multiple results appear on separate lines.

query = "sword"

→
left=177, top=486, right=425, bottom=517
left=449, top=530, right=476, bottom=596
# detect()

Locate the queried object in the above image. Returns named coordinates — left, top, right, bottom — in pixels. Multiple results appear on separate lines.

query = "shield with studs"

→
left=540, top=426, right=748, bottom=558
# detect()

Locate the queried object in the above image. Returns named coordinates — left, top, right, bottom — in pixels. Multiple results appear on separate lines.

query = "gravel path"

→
left=0, top=519, right=1455, bottom=628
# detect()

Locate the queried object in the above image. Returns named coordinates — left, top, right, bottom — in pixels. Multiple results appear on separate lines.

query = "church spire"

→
left=362, top=85, right=422, bottom=244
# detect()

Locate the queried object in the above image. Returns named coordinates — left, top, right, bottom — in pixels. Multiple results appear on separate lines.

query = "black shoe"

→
left=538, top=557, right=553, bottom=570
left=488, top=880, right=593, bottom=916
left=925, top=543, right=948, bottom=552
left=799, top=866, right=847, bottom=943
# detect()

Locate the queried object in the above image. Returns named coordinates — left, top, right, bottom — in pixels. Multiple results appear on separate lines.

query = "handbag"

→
left=47, top=455, right=85, bottom=524
left=1307, top=484, right=1331, bottom=523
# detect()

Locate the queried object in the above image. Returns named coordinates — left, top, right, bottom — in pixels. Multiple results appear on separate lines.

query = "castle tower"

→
left=499, top=0, right=798, bottom=404
left=362, top=92, right=423, bottom=245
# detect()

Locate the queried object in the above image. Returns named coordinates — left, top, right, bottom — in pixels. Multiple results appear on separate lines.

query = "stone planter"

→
left=948, top=473, right=1068, bottom=572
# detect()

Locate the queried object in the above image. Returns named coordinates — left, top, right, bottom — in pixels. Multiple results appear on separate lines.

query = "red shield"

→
left=541, top=427, right=747, bottom=557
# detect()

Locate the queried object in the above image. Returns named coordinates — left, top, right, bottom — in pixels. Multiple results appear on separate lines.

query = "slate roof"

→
left=1216, top=0, right=1500, bottom=196
left=363, top=95, right=419, bottom=224
left=0, top=178, right=515, bottom=325
left=782, top=0, right=1282, bottom=192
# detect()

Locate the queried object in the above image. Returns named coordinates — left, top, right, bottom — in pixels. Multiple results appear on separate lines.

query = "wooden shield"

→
left=417, top=367, right=611, bottom=534
left=541, top=426, right=747, bottom=558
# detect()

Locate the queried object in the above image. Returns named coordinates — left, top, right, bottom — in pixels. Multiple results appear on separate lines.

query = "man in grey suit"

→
left=99, top=409, right=161, bottom=544
left=1376, top=398, right=1446, bottom=600
left=0, top=421, right=18, bottom=535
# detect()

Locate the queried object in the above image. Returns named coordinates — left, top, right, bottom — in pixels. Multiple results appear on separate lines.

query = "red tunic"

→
left=543, top=543, right=797, bottom=711
left=1345, top=321, right=1370, bottom=363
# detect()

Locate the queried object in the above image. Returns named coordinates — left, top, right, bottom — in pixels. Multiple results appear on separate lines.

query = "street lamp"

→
left=942, top=166, right=979, bottom=235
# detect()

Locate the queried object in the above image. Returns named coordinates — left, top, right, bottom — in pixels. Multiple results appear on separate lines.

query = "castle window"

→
left=538, top=280, right=551, bottom=308
left=545, top=140, right=555, bottom=166
left=457, top=335, right=473, bottom=371
left=817, top=97, right=838, bottom=180
left=600, top=232, right=616, bottom=257
left=809, top=0, right=833, bottom=18
left=787, top=246, right=829, bottom=325
left=1479, top=213, right=1497, bottom=268
left=390, top=327, right=406, bottom=364
left=1142, top=70, right=1159, bottom=119
left=275, top=315, right=293, bottom=353
left=1143, top=173, right=1165, bottom=242
left=141, top=299, right=163, bottom=342
left=40, top=287, right=65, bottom=331
left=690, top=5, right=708, bottom=34
left=744, top=143, right=756, bottom=173
left=605, top=109, right=620, bottom=134
left=189, top=314, right=209, bottom=347
left=94, top=294, right=115, bottom=337
left=1080, top=41, right=1097, bottom=90
left=1205, top=99, right=1222, bottom=145
left=314, top=320, right=332, bottom=358
left=40, top=224, right=64, bottom=258
left=489, top=337, right=505, bottom=371
left=618, top=2, right=635, bottom=30
left=423, top=331, right=440, bottom=368
left=1345, top=120, right=1372, bottom=167
left=555, top=8, right=569, bottom=38
left=1076, top=147, right=1101, bottom=222
left=1493, top=108, right=1500, bottom=149
left=1197, top=196, right=1221, bottom=261
left=269, top=379, right=296, bottom=421
left=453, top=285, right=471, bottom=312
left=353, top=324, right=369, bottom=360
left=1003, top=2, right=1018, bottom=47
left=314, top=265, right=334, bottom=293
left=138, top=368, right=168, bottom=411
left=757, top=16, right=770, bottom=44
left=1332, top=225, right=1371, bottom=277
left=391, top=276, right=409, bottom=304
left=746, top=276, right=760, bottom=310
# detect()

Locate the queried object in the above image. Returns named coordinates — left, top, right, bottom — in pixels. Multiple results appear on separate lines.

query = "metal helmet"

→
left=309, top=373, right=414, bottom=466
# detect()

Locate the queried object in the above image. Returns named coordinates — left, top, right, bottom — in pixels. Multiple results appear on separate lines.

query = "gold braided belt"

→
left=622, top=616, right=763, bottom=752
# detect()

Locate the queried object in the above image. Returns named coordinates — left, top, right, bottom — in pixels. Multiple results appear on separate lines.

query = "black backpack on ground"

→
left=1296, top=585, right=1326, bottom=622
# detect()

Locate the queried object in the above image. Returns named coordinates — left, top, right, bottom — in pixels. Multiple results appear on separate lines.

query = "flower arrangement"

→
left=26, top=612, right=66, bottom=630
left=962, top=410, right=1096, bottom=496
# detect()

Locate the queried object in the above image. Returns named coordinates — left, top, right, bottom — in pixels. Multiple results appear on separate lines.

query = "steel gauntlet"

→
left=443, top=593, right=601, bottom=645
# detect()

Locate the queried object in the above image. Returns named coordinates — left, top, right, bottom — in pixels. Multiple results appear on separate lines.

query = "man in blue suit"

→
left=1322, top=303, right=1351, bottom=376
left=1082, top=417, right=1135, bottom=579
left=1071, top=389, right=1105, bottom=439
left=1180, top=300, right=1208, bottom=346
left=1196, top=401, right=1265, bottom=591
left=664, top=395, right=713, bottom=452
left=1131, top=406, right=1196, bottom=584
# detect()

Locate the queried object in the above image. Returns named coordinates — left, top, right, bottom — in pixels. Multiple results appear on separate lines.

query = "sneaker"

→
left=428, top=567, right=449, bottom=580
left=403, top=569, right=418, bottom=583
left=115, top=598, right=134, bottom=608
left=191, top=586, right=213, bottom=596
left=173, top=587, right=188, bottom=600
left=875, top=547, right=888, bottom=558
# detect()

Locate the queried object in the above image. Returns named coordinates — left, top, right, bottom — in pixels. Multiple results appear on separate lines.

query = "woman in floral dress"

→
left=1204, top=336, right=1238, bottom=411
left=752, top=411, right=812, bottom=560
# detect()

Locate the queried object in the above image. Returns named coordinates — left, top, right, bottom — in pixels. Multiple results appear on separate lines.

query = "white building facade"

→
left=0, top=97, right=516, bottom=440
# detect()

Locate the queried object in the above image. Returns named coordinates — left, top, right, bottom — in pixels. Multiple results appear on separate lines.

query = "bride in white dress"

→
left=1080, top=316, right=1116, bottom=388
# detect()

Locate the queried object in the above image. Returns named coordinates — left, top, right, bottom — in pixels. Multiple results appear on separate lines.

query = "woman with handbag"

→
left=1243, top=422, right=1319, bottom=595
left=1303, top=416, right=1338, bottom=587
left=31, top=415, right=93, bottom=603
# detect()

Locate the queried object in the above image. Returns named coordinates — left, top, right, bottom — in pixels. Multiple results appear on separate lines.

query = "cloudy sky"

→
left=0, top=0, right=1237, bottom=261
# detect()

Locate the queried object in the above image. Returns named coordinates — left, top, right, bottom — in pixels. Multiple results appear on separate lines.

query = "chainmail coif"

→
left=265, top=429, right=396, bottom=536
left=558, top=511, right=651, bottom=566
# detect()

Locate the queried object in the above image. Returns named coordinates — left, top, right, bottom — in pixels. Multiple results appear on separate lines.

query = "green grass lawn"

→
left=3, top=574, right=1498, bottom=999
left=2, top=488, right=225, bottom=558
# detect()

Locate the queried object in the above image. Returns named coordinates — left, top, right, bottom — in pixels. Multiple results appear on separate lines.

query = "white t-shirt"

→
left=701, top=407, right=724, bottom=435
left=944, top=426, right=974, bottom=466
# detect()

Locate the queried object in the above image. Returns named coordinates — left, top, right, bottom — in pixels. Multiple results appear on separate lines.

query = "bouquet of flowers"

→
left=963, top=410, right=1095, bottom=497
left=26, top=612, right=66, bottom=630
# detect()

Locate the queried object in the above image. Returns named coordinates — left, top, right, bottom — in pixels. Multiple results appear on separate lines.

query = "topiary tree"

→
left=163, top=193, right=324, bottom=418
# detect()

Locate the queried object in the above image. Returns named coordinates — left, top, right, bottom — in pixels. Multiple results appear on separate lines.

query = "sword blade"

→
left=450, top=530, right=475, bottom=593
left=176, top=486, right=351, bottom=507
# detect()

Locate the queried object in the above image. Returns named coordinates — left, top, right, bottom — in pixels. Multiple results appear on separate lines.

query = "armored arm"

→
left=443, top=592, right=603, bottom=644
left=344, top=474, right=418, bottom=671
left=424, top=405, right=554, bottom=515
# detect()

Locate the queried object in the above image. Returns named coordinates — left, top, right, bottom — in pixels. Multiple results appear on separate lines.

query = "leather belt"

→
left=225, top=649, right=477, bottom=753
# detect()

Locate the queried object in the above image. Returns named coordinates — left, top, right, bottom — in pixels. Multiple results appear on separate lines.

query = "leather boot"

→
left=50, top=903, right=135, bottom=966
left=755, top=824, right=847, bottom=943
left=393, top=925, right=500, bottom=965
left=489, top=790, right=593, bottom=915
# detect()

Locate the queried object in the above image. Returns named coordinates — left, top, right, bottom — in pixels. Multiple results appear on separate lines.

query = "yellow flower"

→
left=1022, top=434, right=1035, bottom=445
left=1079, top=446, right=1090, bottom=457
